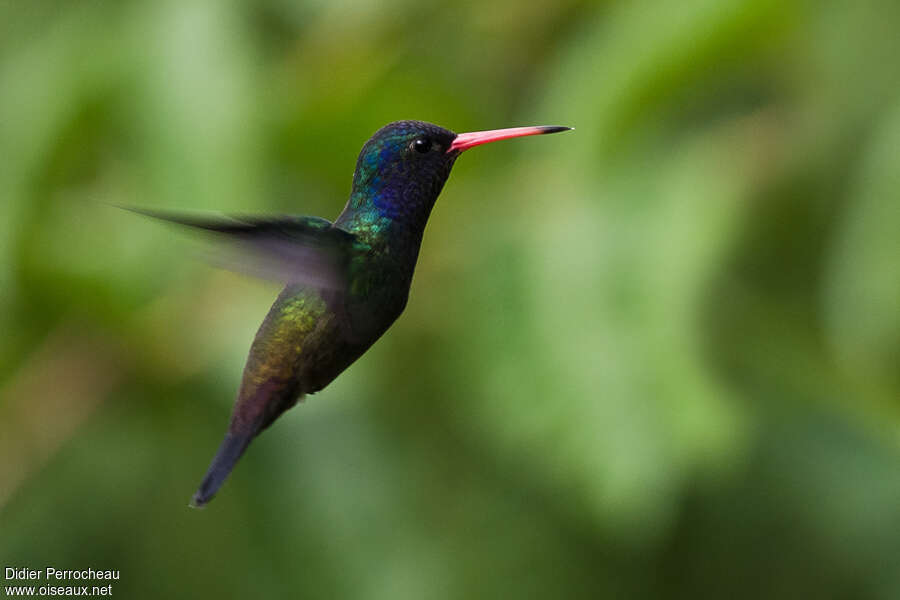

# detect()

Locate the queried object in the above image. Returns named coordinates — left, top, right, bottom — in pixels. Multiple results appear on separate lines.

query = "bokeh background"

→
left=2, top=0, right=899, bottom=598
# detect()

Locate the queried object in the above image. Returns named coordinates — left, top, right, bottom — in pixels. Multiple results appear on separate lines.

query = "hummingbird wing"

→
left=122, top=207, right=359, bottom=290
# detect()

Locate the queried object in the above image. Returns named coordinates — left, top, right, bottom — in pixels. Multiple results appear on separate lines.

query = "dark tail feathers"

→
left=190, top=432, right=255, bottom=508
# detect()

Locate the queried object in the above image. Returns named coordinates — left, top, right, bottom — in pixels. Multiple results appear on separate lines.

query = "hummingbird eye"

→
left=411, top=137, right=431, bottom=154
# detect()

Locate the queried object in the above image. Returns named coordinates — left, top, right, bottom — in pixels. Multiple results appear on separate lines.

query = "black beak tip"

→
left=540, top=126, right=574, bottom=134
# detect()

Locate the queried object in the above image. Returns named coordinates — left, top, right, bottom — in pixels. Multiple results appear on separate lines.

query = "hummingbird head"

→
left=349, top=120, right=458, bottom=223
left=345, top=120, right=572, bottom=233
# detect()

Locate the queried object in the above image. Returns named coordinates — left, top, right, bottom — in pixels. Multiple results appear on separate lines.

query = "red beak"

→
left=448, top=125, right=572, bottom=153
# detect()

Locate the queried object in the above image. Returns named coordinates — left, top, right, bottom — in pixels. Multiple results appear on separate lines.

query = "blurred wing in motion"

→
left=122, top=207, right=360, bottom=290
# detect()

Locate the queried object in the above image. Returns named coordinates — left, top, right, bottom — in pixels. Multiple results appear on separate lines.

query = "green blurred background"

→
left=1, top=0, right=899, bottom=598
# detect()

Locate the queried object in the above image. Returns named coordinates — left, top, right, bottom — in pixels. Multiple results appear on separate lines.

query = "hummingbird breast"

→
left=228, top=255, right=413, bottom=436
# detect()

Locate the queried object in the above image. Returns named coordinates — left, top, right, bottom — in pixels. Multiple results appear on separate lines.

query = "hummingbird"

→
left=133, top=120, right=571, bottom=507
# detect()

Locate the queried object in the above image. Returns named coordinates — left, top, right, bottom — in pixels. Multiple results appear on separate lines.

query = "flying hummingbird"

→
left=133, top=120, right=571, bottom=507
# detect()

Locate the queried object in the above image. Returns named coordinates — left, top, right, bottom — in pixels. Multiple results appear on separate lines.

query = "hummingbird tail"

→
left=190, top=431, right=254, bottom=508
